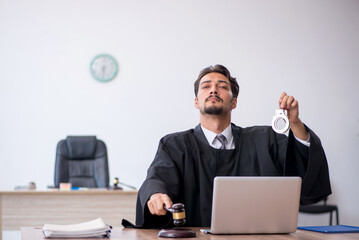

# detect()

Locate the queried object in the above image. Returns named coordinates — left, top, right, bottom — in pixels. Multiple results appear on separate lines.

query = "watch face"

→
left=90, top=54, right=118, bottom=82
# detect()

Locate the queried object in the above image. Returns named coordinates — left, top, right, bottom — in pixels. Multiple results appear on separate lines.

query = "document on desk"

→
left=42, top=217, right=111, bottom=238
left=298, top=225, right=359, bottom=233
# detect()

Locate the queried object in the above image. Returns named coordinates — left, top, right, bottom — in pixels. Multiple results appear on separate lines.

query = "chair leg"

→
left=329, top=212, right=333, bottom=225
left=336, top=209, right=339, bottom=225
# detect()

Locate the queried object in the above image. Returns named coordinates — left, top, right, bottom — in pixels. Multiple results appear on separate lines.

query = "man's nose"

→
left=210, top=86, right=218, bottom=95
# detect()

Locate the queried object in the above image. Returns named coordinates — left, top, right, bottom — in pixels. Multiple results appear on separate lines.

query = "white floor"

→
left=2, top=231, right=21, bottom=240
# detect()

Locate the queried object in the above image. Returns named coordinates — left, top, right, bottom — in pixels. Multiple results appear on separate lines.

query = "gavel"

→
left=159, top=203, right=196, bottom=238
left=164, top=203, right=186, bottom=226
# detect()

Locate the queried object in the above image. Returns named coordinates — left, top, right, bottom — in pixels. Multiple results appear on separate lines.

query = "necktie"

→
left=216, top=134, right=226, bottom=150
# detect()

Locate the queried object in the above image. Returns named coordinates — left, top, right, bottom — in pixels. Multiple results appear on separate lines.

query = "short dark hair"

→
left=194, top=64, right=239, bottom=98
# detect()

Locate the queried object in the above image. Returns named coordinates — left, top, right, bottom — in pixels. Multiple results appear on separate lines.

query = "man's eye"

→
left=220, top=86, right=228, bottom=89
left=202, top=85, right=209, bottom=89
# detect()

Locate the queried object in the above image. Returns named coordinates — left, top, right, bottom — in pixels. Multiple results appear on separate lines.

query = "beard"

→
left=204, top=105, right=223, bottom=115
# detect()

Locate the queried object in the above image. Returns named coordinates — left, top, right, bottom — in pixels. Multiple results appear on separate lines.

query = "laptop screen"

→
left=210, top=176, right=302, bottom=234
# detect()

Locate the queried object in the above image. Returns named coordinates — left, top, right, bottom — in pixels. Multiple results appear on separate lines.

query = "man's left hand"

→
left=279, top=92, right=309, bottom=141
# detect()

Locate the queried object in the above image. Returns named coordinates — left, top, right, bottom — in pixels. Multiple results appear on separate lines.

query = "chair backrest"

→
left=54, top=136, right=109, bottom=188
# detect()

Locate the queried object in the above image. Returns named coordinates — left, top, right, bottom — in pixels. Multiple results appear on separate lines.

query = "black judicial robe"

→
left=135, top=123, right=331, bottom=228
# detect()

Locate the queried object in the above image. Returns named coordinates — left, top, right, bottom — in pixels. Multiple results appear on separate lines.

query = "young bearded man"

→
left=135, top=64, right=331, bottom=228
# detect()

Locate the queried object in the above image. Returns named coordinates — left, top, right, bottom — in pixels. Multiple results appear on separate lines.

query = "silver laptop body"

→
left=206, top=176, right=302, bottom=234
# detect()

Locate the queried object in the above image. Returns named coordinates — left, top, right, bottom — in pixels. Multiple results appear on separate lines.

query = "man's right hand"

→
left=147, top=193, right=173, bottom=216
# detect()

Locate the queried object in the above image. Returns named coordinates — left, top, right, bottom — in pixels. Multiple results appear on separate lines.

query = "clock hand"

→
left=102, top=65, right=106, bottom=79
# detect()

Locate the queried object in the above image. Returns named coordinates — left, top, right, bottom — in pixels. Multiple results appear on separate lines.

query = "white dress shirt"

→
left=201, top=124, right=310, bottom=149
left=201, top=124, right=235, bottom=149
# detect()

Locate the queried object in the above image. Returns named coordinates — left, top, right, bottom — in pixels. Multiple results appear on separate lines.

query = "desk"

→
left=21, top=227, right=359, bottom=240
left=0, top=190, right=137, bottom=240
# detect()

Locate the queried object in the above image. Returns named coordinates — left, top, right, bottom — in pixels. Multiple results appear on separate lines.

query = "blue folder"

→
left=298, top=225, right=359, bottom=233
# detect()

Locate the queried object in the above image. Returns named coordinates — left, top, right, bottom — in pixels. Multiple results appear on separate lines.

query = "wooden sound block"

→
left=158, top=229, right=196, bottom=238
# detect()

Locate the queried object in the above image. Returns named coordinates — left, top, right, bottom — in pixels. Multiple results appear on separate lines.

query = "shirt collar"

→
left=201, top=124, right=233, bottom=146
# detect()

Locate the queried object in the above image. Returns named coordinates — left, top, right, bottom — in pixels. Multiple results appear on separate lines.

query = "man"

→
left=135, top=64, right=331, bottom=228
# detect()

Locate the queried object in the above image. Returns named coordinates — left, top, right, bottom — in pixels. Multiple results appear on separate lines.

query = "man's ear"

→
left=195, top=97, right=199, bottom=109
left=231, top=97, right=237, bottom=110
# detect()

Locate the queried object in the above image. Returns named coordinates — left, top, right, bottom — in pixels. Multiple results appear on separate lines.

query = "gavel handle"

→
left=163, top=205, right=174, bottom=213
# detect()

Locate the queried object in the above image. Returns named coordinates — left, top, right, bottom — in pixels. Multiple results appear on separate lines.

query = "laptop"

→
left=201, top=176, right=302, bottom=234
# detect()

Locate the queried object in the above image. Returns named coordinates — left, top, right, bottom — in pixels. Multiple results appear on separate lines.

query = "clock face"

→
left=90, top=54, right=118, bottom=82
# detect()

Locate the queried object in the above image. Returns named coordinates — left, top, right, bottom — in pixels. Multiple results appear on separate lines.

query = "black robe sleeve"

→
left=287, top=126, right=331, bottom=205
left=135, top=137, right=182, bottom=228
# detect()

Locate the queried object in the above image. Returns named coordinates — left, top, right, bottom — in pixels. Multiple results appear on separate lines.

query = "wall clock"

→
left=90, top=54, right=118, bottom=82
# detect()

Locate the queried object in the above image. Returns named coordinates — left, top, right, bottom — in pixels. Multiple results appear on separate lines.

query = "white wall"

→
left=0, top=0, right=358, bottom=226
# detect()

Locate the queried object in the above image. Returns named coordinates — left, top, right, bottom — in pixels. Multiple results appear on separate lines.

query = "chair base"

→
left=299, top=205, right=339, bottom=225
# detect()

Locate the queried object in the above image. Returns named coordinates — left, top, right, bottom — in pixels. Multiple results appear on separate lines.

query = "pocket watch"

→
left=90, top=54, right=118, bottom=82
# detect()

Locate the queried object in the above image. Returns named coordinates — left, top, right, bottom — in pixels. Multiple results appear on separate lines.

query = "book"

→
left=42, top=217, right=111, bottom=238
left=298, top=225, right=359, bottom=233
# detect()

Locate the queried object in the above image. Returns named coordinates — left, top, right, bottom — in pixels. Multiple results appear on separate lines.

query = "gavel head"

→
left=171, top=203, right=186, bottom=226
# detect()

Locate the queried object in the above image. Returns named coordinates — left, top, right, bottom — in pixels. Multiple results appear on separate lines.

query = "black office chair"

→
left=54, top=136, right=110, bottom=188
left=299, top=197, right=339, bottom=225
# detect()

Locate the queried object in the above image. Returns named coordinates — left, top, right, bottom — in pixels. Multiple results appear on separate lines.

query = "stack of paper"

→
left=42, top=218, right=111, bottom=238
